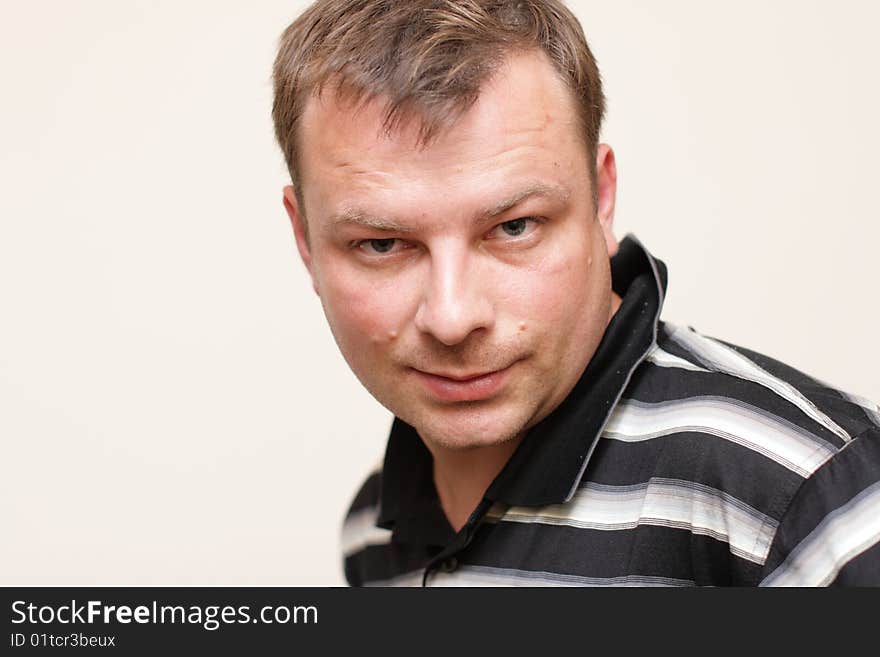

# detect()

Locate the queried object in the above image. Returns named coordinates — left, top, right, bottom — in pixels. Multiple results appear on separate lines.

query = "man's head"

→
left=273, top=0, right=620, bottom=452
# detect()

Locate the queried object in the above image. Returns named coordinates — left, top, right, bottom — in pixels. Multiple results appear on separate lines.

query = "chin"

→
left=410, top=403, right=532, bottom=452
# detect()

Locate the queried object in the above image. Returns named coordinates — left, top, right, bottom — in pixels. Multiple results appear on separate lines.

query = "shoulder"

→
left=614, top=321, right=880, bottom=584
left=647, top=321, right=880, bottom=440
left=340, top=461, right=392, bottom=585
left=758, top=426, right=880, bottom=585
left=615, top=321, right=875, bottom=478
left=622, top=321, right=879, bottom=453
left=341, top=460, right=386, bottom=554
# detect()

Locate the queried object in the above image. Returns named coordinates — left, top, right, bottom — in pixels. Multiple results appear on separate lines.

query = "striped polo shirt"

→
left=341, top=235, right=880, bottom=586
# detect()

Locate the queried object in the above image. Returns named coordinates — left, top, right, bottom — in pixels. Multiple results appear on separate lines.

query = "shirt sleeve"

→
left=758, top=427, right=880, bottom=586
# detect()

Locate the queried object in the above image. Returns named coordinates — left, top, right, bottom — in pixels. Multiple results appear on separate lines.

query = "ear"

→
left=282, top=185, right=320, bottom=296
left=595, top=143, right=619, bottom=258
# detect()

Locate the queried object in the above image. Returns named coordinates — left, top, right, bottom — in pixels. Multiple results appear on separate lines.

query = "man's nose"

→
left=413, top=247, right=494, bottom=346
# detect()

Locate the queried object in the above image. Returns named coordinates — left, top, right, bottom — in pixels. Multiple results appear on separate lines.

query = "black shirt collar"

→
left=376, top=235, right=668, bottom=543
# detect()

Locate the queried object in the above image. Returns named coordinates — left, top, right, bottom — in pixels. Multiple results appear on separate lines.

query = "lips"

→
left=413, top=363, right=514, bottom=402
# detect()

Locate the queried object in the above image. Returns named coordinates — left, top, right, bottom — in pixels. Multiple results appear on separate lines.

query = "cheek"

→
left=507, top=235, right=610, bottom=348
left=318, top=264, right=415, bottom=346
left=508, top=242, right=597, bottom=323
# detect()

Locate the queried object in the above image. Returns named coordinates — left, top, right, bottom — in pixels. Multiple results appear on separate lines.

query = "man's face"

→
left=285, top=51, right=619, bottom=452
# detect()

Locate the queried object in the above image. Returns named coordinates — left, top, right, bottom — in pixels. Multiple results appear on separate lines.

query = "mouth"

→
left=412, top=363, right=516, bottom=403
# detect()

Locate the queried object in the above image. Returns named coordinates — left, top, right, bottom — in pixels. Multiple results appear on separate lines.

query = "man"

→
left=272, top=0, right=880, bottom=586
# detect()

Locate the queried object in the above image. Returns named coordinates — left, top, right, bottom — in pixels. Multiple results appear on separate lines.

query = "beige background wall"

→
left=2, top=1, right=877, bottom=585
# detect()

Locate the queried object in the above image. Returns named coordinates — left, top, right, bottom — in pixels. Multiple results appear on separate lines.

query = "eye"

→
left=489, top=217, right=541, bottom=240
left=365, top=238, right=395, bottom=253
left=500, top=218, right=529, bottom=236
left=354, top=238, right=408, bottom=256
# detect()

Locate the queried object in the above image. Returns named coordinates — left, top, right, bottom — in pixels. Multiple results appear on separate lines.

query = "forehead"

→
left=297, top=50, right=586, bottom=221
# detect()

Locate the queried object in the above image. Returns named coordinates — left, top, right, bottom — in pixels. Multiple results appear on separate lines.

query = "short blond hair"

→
left=272, top=0, right=605, bottom=210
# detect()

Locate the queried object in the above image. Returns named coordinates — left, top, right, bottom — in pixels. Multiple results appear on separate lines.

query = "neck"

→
left=429, top=435, right=524, bottom=533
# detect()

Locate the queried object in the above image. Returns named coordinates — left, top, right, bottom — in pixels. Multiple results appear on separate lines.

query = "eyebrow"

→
left=329, top=208, right=413, bottom=233
left=478, top=182, right=570, bottom=221
left=328, top=182, right=570, bottom=233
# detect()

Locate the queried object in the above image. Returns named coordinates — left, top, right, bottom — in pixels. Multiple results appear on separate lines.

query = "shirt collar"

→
left=376, top=235, right=668, bottom=541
